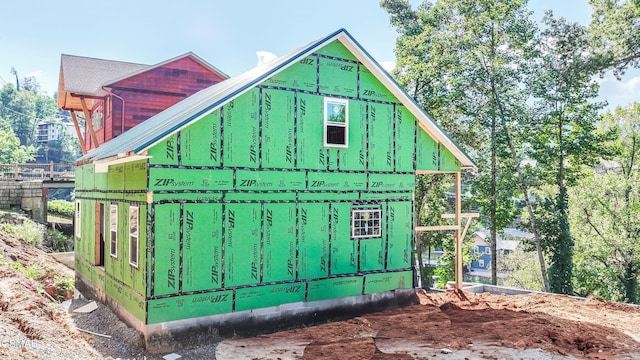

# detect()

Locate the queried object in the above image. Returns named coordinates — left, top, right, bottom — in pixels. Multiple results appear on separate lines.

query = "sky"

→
left=0, top=0, right=637, bottom=110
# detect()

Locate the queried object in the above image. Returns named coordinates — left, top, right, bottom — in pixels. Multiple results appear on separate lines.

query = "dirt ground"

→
left=1, top=224, right=640, bottom=359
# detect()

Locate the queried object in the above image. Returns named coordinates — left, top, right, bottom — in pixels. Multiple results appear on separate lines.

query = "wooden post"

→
left=454, top=172, right=463, bottom=290
left=80, top=96, right=100, bottom=149
left=49, top=161, right=54, bottom=179
left=69, top=111, right=87, bottom=154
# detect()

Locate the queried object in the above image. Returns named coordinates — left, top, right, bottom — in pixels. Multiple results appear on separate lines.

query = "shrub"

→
left=48, top=200, right=74, bottom=218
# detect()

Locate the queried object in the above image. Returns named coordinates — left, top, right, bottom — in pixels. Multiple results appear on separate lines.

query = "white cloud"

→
left=596, top=72, right=640, bottom=109
left=379, top=61, right=396, bottom=73
left=256, top=51, right=277, bottom=66
left=620, top=76, right=640, bottom=93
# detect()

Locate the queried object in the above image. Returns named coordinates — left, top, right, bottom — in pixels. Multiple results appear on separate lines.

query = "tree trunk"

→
left=490, top=116, right=498, bottom=285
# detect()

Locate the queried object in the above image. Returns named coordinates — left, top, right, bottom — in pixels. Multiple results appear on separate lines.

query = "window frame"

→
left=74, top=200, right=81, bottom=239
left=323, top=97, right=349, bottom=148
left=129, top=206, right=139, bottom=268
left=478, top=259, right=485, bottom=268
left=109, top=204, right=118, bottom=258
left=351, top=208, right=382, bottom=239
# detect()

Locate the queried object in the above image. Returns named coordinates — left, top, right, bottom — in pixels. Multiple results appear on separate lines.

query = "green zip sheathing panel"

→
left=318, top=57, right=357, bottom=97
left=223, top=88, right=260, bottom=168
left=439, top=144, right=461, bottom=172
left=297, top=203, right=329, bottom=279
left=123, top=205, right=147, bottom=295
left=360, top=192, right=413, bottom=201
left=359, top=65, right=398, bottom=103
left=235, top=170, right=305, bottom=191
left=262, top=89, right=295, bottom=169
left=316, top=41, right=359, bottom=61
left=330, top=203, right=357, bottom=275
left=153, top=193, right=223, bottom=202
left=224, top=203, right=261, bottom=287
left=75, top=165, right=84, bottom=190
left=307, top=276, right=364, bottom=302
left=124, top=160, right=147, bottom=191
left=395, top=106, right=416, bottom=172
left=368, top=102, right=395, bottom=172
left=364, top=271, right=413, bottom=294
left=95, top=171, right=108, bottom=190
left=107, top=164, right=125, bottom=199
left=298, top=192, right=360, bottom=201
left=182, top=203, right=223, bottom=292
left=235, top=282, right=305, bottom=311
left=122, top=285, right=145, bottom=321
left=91, top=266, right=106, bottom=291
left=339, top=101, right=367, bottom=171
left=307, top=172, right=367, bottom=191
left=386, top=201, right=413, bottom=270
left=83, top=165, right=95, bottom=190
left=153, top=203, right=181, bottom=296
left=180, top=110, right=221, bottom=167
left=225, top=192, right=297, bottom=201
left=149, top=168, right=233, bottom=191
left=359, top=205, right=386, bottom=272
left=263, top=56, right=317, bottom=92
left=296, top=93, right=326, bottom=170
left=262, top=203, right=297, bottom=282
left=368, top=173, right=415, bottom=192
left=415, top=124, right=439, bottom=171
left=147, top=290, right=233, bottom=324
left=148, top=133, right=178, bottom=166
left=105, top=274, right=123, bottom=304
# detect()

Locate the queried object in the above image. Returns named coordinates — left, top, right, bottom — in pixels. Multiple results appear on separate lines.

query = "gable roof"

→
left=78, top=28, right=475, bottom=169
left=57, top=53, right=228, bottom=110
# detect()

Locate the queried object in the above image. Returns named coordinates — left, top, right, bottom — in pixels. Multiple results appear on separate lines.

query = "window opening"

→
left=110, top=204, right=118, bottom=258
left=351, top=208, right=382, bottom=239
left=129, top=206, right=139, bottom=267
left=324, top=98, right=348, bottom=147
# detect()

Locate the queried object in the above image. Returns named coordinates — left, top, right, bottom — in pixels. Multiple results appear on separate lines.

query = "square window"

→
left=351, top=208, right=382, bottom=239
left=324, top=98, right=348, bottom=147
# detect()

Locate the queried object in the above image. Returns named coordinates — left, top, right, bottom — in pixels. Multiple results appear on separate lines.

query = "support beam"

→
left=80, top=96, right=100, bottom=149
left=415, top=225, right=459, bottom=232
left=454, top=172, right=462, bottom=290
left=69, top=111, right=87, bottom=154
left=441, top=213, right=480, bottom=219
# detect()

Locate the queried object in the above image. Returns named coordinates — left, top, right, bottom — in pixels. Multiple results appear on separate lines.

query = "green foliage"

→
left=568, top=103, right=640, bottom=304
left=589, top=0, right=640, bottom=77
left=0, top=118, right=35, bottom=163
left=48, top=199, right=74, bottom=218
left=45, top=229, right=73, bottom=252
left=0, top=220, right=45, bottom=248
left=497, top=247, right=546, bottom=292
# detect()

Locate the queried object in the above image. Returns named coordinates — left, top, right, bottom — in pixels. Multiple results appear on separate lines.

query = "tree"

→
left=570, top=103, right=640, bottom=304
left=589, top=0, right=640, bottom=77
left=0, top=118, right=35, bottom=163
left=381, top=0, right=532, bottom=285
left=526, top=13, right=616, bottom=294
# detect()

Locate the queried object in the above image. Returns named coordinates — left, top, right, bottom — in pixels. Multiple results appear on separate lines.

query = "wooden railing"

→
left=0, top=163, right=75, bottom=181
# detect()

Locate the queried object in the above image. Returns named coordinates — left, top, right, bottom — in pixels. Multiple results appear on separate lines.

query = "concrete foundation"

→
left=75, top=274, right=419, bottom=354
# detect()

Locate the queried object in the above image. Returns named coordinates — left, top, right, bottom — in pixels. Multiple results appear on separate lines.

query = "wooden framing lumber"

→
left=69, top=111, right=87, bottom=154
left=454, top=172, right=462, bottom=290
left=415, top=225, right=459, bottom=232
left=80, top=96, right=100, bottom=149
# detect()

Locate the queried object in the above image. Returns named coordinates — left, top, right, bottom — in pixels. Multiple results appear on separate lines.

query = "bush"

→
left=0, top=220, right=45, bottom=248
left=48, top=200, right=74, bottom=218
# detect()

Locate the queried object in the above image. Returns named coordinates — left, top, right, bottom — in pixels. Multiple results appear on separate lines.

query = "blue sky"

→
left=0, top=0, right=636, bottom=109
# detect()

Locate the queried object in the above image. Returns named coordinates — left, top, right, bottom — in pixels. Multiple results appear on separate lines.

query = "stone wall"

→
left=0, top=181, right=47, bottom=223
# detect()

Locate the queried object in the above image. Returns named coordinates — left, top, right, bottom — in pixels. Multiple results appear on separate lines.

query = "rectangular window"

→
left=129, top=206, right=139, bottom=268
left=478, top=259, right=485, bottom=267
left=351, top=208, right=382, bottom=239
left=485, top=247, right=491, bottom=255
left=324, top=97, right=348, bottom=147
left=75, top=200, right=81, bottom=238
left=110, top=204, right=118, bottom=258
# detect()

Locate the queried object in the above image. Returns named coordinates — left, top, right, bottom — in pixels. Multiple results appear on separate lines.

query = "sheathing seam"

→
left=178, top=203, right=184, bottom=293
left=145, top=165, right=414, bottom=175
left=393, top=104, right=397, bottom=172
left=317, top=53, right=359, bottom=64
left=220, top=107, right=225, bottom=167
left=144, top=268, right=412, bottom=301
left=327, top=203, right=333, bottom=276
left=258, top=88, right=264, bottom=169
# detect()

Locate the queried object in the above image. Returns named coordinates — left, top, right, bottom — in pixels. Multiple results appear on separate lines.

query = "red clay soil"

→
left=217, top=290, right=640, bottom=359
